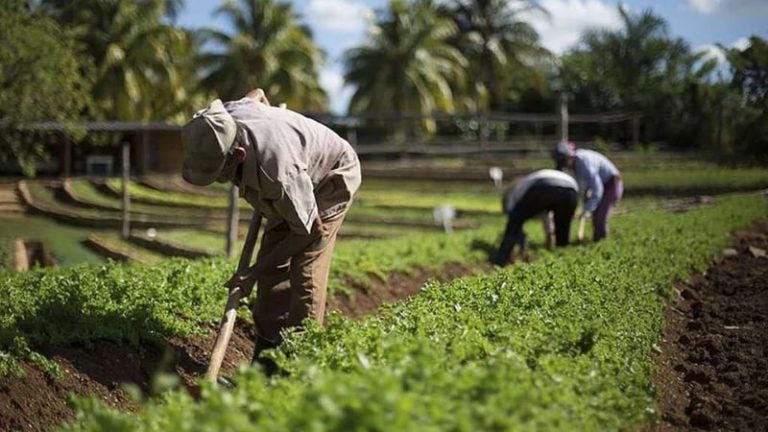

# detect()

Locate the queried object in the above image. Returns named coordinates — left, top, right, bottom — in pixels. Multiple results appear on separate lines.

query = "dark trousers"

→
left=494, top=186, right=578, bottom=265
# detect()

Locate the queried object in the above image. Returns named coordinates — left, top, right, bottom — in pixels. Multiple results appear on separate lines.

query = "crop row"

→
left=0, top=208, right=512, bottom=375
left=58, top=194, right=768, bottom=431
left=108, top=164, right=768, bottom=216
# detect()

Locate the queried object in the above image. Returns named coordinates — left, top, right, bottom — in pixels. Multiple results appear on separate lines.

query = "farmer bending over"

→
left=552, top=141, right=622, bottom=242
left=181, top=89, right=361, bottom=370
left=492, top=169, right=578, bottom=266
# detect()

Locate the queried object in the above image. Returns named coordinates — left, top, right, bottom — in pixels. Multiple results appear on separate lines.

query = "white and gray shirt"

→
left=503, top=169, right=578, bottom=213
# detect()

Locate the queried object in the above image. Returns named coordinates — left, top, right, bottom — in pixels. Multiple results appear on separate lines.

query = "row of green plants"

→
left=17, top=178, right=493, bottom=269
left=104, top=178, right=451, bottom=223
left=0, top=214, right=105, bottom=267
left=621, top=167, right=768, bottom=192
left=0, top=208, right=509, bottom=375
left=108, top=163, right=768, bottom=218
left=0, top=238, right=12, bottom=270
left=61, top=194, right=767, bottom=431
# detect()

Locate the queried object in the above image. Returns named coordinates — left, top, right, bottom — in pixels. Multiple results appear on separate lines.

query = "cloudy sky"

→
left=178, top=0, right=768, bottom=113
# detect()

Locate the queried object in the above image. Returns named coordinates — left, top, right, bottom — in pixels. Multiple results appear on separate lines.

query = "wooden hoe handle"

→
left=205, top=213, right=262, bottom=384
left=577, top=216, right=586, bottom=242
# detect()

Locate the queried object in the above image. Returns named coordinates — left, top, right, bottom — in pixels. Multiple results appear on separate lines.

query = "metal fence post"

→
left=225, top=184, right=239, bottom=258
left=559, top=93, right=569, bottom=142
left=632, top=116, right=640, bottom=148
left=121, top=141, right=131, bottom=239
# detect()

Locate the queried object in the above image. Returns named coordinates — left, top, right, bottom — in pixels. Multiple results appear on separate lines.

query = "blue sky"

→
left=178, top=0, right=768, bottom=113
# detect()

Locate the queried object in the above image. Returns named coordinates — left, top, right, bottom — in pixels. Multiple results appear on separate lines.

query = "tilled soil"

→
left=0, top=261, right=483, bottom=431
left=653, top=222, right=768, bottom=431
left=328, top=262, right=488, bottom=319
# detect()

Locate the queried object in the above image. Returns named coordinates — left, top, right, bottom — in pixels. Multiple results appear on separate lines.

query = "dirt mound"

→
left=0, top=324, right=255, bottom=432
left=0, top=262, right=482, bottom=431
left=329, top=262, right=487, bottom=319
left=653, top=222, right=768, bottom=431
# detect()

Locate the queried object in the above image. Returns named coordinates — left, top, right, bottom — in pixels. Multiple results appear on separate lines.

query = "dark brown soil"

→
left=0, top=261, right=484, bottom=431
left=0, top=325, right=256, bottom=432
left=328, top=262, right=489, bottom=319
left=652, top=222, right=768, bottom=431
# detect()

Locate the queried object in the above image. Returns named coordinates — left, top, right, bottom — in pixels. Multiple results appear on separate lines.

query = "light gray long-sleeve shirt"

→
left=573, top=149, right=619, bottom=213
left=224, top=98, right=362, bottom=235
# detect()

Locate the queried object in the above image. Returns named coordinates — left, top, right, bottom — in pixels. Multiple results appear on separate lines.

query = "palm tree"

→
left=561, top=7, right=712, bottom=147
left=201, top=0, right=327, bottom=111
left=445, top=0, right=550, bottom=111
left=578, top=7, right=689, bottom=110
left=40, top=0, right=200, bottom=122
left=344, top=0, right=467, bottom=130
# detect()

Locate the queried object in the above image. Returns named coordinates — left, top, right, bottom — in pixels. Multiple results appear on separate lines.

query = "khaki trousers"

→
left=251, top=212, right=346, bottom=344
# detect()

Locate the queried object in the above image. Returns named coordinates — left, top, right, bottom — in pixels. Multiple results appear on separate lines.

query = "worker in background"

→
left=492, top=169, right=579, bottom=266
left=552, top=141, right=622, bottom=242
left=181, top=89, right=361, bottom=372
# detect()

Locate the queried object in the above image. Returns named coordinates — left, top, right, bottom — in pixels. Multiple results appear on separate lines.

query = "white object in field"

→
left=489, top=166, right=503, bottom=189
left=434, top=204, right=456, bottom=234
left=146, top=228, right=157, bottom=239
left=279, top=102, right=287, bottom=110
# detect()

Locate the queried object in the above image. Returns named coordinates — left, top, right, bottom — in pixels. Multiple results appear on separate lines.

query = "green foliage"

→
left=622, top=167, right=768, bottom=192
left=345, top=0, right=468, bottom=130
left=0, top=214, right=103, bottom=267
left=0, top=258, right=231, bottom=373
left=201, top=0, right=327, bottom=111
left=725, top=36, right=768, bottom=158
left=0, top=0, right=91, bottom=176
left=0, top=209, right=506, bottom=373
left=40, top=0, right=205, bottom=123
left=444, top=0, right=551, bottom=111
left=559, top=6, right=724, bottom=150
left=60, top=194, right=767, bottom=431
left=0, top=239, right=12, bottom=270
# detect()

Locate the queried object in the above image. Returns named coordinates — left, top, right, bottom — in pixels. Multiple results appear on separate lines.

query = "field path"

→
left=653, top=222, right=768, bottom=431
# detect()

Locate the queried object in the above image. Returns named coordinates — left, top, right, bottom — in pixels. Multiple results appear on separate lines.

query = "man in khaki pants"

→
left=181, top=90, right=361, bottom=371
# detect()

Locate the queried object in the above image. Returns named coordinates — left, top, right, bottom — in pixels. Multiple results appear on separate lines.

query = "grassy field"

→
left=10, top=155, right=767, bottom=271
left=18, top=164, right=764, bottom=269
left=1, top=157, right=766, bottom=430
left=0, top=215, right=103, bottom=267
left=45, top=193, right=767, bottom=431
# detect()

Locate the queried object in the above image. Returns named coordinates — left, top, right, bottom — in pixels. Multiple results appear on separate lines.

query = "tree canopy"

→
left=0, top=0, right=92, bottom=175
left=201, top=0, right=327, bottom=111
left=1, top=0, right=765, bottom=168
left=345, top=0, right=467, bottom=121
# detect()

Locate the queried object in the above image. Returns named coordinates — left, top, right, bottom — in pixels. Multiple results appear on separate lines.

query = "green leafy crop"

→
left=59, top=194, right=767, bottom=431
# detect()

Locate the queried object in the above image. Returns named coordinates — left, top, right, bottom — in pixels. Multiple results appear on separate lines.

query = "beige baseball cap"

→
left=181, top=99, right=237, bottom=186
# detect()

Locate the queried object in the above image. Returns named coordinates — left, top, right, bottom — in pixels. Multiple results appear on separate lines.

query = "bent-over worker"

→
left=181, top=90, right=361, bottom=369
left=492, top=169, right=578, bottom=266
left=552, top=141, right=622, bottom=242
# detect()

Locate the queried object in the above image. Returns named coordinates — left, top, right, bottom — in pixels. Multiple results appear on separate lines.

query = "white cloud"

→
left=731, top=37, right=751, bottom=50
left=688, top=0, right=720, bottom=13
left=687, top=0, right=768, bottom=15
left=320, top=67, right=353, bottom=114
left=696, top=44, right=726, bottom=64
left=698, top=37, right=754, bottom=64
left=523, top=0, right=623, bottom=54
left=305, top=0, right=373, bottom=35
